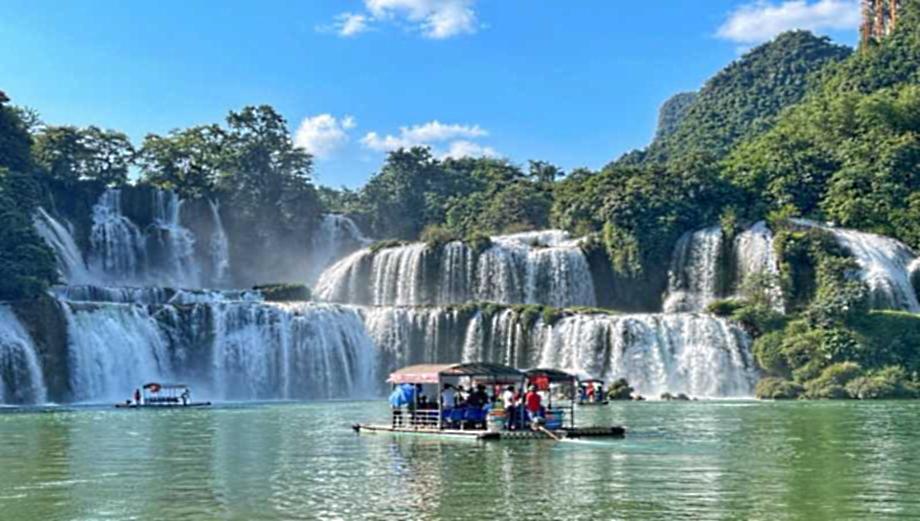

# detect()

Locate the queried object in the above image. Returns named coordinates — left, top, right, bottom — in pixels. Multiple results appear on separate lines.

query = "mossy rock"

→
left=254, top=284, right=312, bottom=302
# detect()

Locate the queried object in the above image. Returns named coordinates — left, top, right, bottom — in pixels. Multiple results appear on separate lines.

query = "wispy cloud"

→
left=717, top=0, right=860, bottom=44
left=361, top=120, right=497, bottom=158
left=321, top=0, right=481, bottom=39
left=294, top=114, right=356, bottom=160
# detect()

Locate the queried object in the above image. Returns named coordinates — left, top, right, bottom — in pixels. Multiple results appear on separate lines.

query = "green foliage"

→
left=138, top=124, right=225, bottom=199
left=33, top=125, right=135, bottom=186
left=253, top=284, right=312, bottom=302
left=0, top=97, right=57, bottom=300
left=755, top=377, right=804, bottom=400
left=607, top=378, right=634, bottom=400
left=654, top=92, right=699, bottom=142
left=464, top=231, right=493, bottom=255
left=368, top=239, right=408, bottom=254
left=706, top=299, right=744, bottom=317
left=553, top=164, right=728, bottom=278
left=639, top=31, right=851, bottom=169
left=420, top=224, right=459, bottom=249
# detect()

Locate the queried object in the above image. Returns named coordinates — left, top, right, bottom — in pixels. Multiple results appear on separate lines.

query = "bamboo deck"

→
left=352, top=424, right=625, bottom=441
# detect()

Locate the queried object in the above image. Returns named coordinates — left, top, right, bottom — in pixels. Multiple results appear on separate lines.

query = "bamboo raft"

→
left=352, top=423, right=625, bottom=441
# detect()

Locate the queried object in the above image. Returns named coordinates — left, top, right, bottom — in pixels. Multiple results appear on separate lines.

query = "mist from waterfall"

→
left=314, top=230, right=596, bottom=308
left=209, top=199, right=231, bottom=287
left=0, top=306, right=47, bottom=405
left=310, top=214, right=372, bottom=283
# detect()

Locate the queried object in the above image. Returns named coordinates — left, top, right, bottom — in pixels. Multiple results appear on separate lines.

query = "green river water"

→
left=1, top=400, right=919, bottom=520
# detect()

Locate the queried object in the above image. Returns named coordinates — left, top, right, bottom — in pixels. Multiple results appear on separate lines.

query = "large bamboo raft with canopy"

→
left=352, top=363, right=626, bottom=441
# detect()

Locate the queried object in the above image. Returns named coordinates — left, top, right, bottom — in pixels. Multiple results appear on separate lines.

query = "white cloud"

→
left=335, top=13, right=371, bottom=37
left=440, top=140, right=498, bottom=159
left=361, top=121, right=487, bottom=151
left=361, top=120, right=497, bottom=158
left=717, top=0, right=860, bottom=44
left=294, top=114, right=356, bottom=160
left=322, top=0, right=480, bottom=39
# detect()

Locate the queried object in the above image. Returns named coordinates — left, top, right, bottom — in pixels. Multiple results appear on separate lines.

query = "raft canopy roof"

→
left=143, top=382, right=189, bottom=390
left=524, top=368, right=576, bottom=383
left=387, top=363, right=525, bottom=384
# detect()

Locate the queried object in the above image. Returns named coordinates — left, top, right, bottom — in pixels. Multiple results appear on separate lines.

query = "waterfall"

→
left=0, top=306, right=47, bottom=405
left=63, top=302, right=173, bottom=403
left=830, top=229, right=920, bottom=311
left=315, top=230, right=596, bottom=308
left=362, top=306, right=756, bottom=398
left=310, top=214, right=372, bottom=283
left=792, top=219, right=920, bottom=312
left=33, top=208, right=95, bottom=285
left=533, top=313, right=756, bottom=398
left=209, top=302, right=376, bottom=401
left=734, top=221, right=783, bottom=311
left=88, top=189, right=203, bottom=288
left=209, top=199, right=231, bottom=287
left=150, top=190, right=201, bottom=288
left=90, top=189, right=148, bottom=284
left=664, top=226, right=725, bottom=313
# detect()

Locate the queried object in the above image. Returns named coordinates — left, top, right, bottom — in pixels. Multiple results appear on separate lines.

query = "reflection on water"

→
left=1, top=401, right=920, bottom=520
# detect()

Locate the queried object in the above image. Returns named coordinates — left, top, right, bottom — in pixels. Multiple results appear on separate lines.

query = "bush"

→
left=464, top=231, right=493, bottom=255
left=420, top=224, right=459, bottom=249
left=753, top=331, right=788, bottom=376
left=368, top=239, right=407, bottom=254
left=846, top=366, right=919, bottom=400
left=802, top=362, right=863, bottom=399
left=706, top=299, right=743, bottom=317
left=607, top=378, right=634, bottom=400
left=254, top=284, right=312, bottom=302
left=755, top=377, right=804, bottom=400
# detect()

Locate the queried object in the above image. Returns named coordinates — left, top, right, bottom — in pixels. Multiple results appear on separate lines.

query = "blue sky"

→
left=1, top=0, right=860, bottom=188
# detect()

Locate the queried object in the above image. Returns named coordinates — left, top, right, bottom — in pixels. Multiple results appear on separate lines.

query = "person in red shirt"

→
left=524, top=384, right=542, bottom=427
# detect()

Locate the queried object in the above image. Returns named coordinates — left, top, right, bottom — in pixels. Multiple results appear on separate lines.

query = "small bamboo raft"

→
left=352, top=423, right=625, bottom=441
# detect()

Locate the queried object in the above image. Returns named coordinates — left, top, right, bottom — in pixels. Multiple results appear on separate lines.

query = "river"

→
left=1, top=401, right=918, bottom=520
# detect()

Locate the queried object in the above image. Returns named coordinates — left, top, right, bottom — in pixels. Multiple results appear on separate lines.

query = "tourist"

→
left=525, top=384, right=542, bottom=427
left=441, top=384, right=457, bottom=410
left=133, top=388, right=141, bottom=406
left=467, top=384, right=489, bottom=409
left=502, top=385, right=518, bottom=430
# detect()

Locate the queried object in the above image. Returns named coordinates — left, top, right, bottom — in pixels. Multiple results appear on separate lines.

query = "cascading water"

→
left=792, top=219, right=920, bottom=312
left=664, top=226, right=725, bottom=313
left=733, top=221, right=783, bottom=311
left=33, top=208, right=95, bottom=285
left=362, top=306, right=756, bottom=398
left=63, top=302, right=173, bottom=403
left=209, top=199, right=231, bottom=287
left=314, top=230, right=596, bottom=308
left=150, top=190, right=201, bottom=288
left=310, top=214, right=372, bottom=283
left=210, top=302, right=376, bottom=401
left=90, top=189, right=148, bottom=284
left=0, top=306, right=47, bottom=405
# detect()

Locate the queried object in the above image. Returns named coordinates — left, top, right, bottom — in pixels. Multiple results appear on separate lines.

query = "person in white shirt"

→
left=501, top=386, right=516, bottom=410
left=441, top=384, right=457, bottom=409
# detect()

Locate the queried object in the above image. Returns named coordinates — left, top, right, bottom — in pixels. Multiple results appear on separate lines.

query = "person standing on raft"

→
left=524, top=385, right=542, bottom=428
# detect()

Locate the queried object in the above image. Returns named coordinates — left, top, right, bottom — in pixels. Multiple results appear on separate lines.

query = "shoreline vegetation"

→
left=4, top=2, right=920, bottom=401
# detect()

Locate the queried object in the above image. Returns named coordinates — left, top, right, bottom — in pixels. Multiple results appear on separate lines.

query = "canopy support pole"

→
left=437, top=375, right=443, bottom=431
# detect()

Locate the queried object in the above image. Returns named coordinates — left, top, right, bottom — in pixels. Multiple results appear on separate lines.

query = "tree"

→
left=33, top=125, right=135, bottom=186
left=139, top=124, right=226, bottom=199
